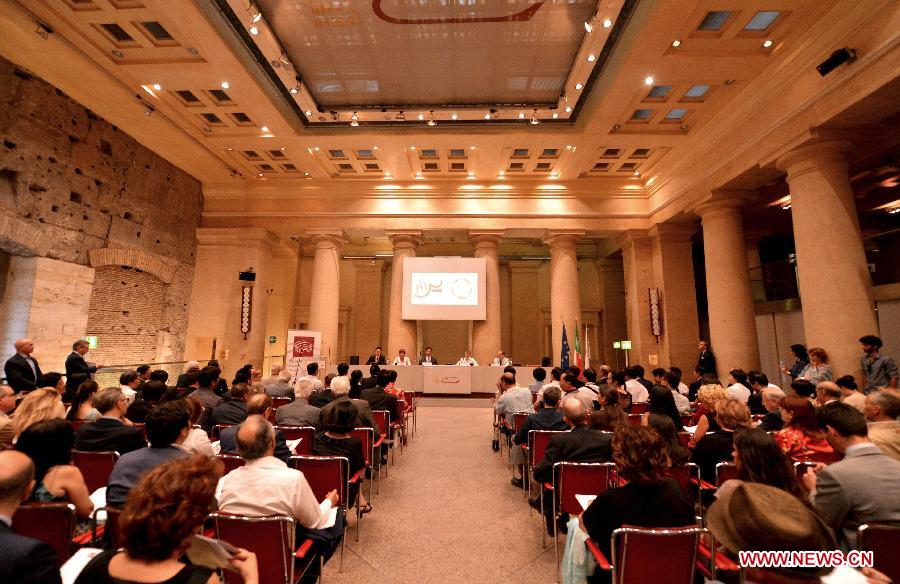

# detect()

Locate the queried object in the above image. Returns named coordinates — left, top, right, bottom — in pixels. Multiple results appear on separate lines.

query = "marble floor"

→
left=322, top=398, right=560, bottom=583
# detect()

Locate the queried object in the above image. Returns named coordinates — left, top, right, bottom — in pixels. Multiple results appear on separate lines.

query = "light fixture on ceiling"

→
left=602, top=18, right=612, bottom=28
left=373, top=146, right=378, bottom=150
left=249, top=25, right=259, bottom=35
left=384, top=171, right=392, bottom=178
left=290, top=85, right=300, bottom=94
left=672, top=39, right=681, bottom=47
left=350, top=112, right=359, bottom=127
left=415, top=172, right=423, bottom=178
left=248, top=3, right=263, bottom=23
left=724, top=79, right=736, bottom=85
left=467, top=171, right=476, bottom=178
left=565, top=106, right=572, bottom=113
left=587, top=54, right=596, bottom=62
left=220, top=81, right=230, bottom=89
left=518, top=112, right=525, bottom=119
left=644, top=76, right=654, bottom=86
left=152, top=83, right=162, bottom=91
left=304, top=110, right=312, bottom=116
left=575, top=83, right=583, bottom=90
left=584, top=21, right=593, bottom=34
left=427, top=111, right=437, bottom=126
left=781, top=199, right=792, bottom=210
left=530, top=110, right=540, bottom=125
left=552, top=112, right=559, bottom=119
left=417, top=113, right=425, bottom=121
left=550, top=173, right=559, bottom=179
left=303, top=172, right=309, bottom=177
left=227, top=147, right=233, bottom=151
left=395, top=111, right=406, bottom=120
left=484, top=113, right=492, bottom=120
left=763, top=39, right=774, bottom=48
left=498, top=170, right=505, bottom=176
left=634, top=171, right=640, bottom=176
left=279, top=147, right=285, bottom=151
left=450, top=113, right=458, bottom=120
left=144, top=107, right=153, bottom=117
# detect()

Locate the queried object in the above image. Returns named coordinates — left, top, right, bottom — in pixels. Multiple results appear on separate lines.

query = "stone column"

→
left=351, top=260, right=386, bottom=359
left=386, top=231, right=422, bottom=359
left=777, top=140, right=877, bottom=379
left=544, top=231, right=584, bottom=366
left=509, top=261, right=544, bottom=366
left=306, top=230, right=347, bottom=365
left=649, top=224, right=701, bottom=373
left=470, top=231, right=503, bottom=365
left=617, top=230, right=657, bottom=368
left=696, top=196, right=760, bottom=376
left=595, top=257, right=627, bottom=367
left=745, top=233, right=767, bottom=304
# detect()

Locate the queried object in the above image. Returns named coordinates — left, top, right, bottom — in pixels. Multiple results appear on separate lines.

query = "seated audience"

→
left=0, top=385, right=15, bottom=449
left=494, top=371, right=533, bottom=427
left=181, top=396, right=214, bottom=457
left=590, top=386, right=627, bottom=431
left=815, top=381, right=843, bottom=407
left=231, top=364, right=253, bottom=387
left=687, top=366, right=705, bottom=401
left=12, top=388, right=65, bottom=443
left=219, top=394, right=292, bottom=462
left=75, top=455, right=258, bottom=584
left=746, top=371, right=774, bottom=416
left=583, top=368, right=600, bottom=394
left=651, top=367, right=667, bottom=387
left=360, top=369, right=400, bottom=422
left=118, top=371, right=141, bottom=404
left=63, top=373, right=89, bottom=404
left=692, top=384, right=728, bottom=443
left=125, top=379, right=166, bottom=423
left=577, top=425, right=695, bottom=572
left=646, top=413, right=690, bottom=466
left=187, top=366, right=223, bottom=433
left=802, top=403, right=900, bottom=550
left=643, top=385, right=683, bottom=430
left=211, top=383, right=249, bottom=426
left=260, top=363, right=284, bottom=387
left=37, top=372, right=66, bottom=396
left=312, top=399, right=370, bottom=512
left=348, top=369, right=364, bottom=399
left=692, top=398, right=751, bottom=482
left=835, top=375, right=866, bottom=413
left=604, top=370, right=631, bottom=412
left=264, top=370, right=294, bottom=399
left=215, top=415, right=344, bottom=574
left=275, top=378, right=322, bottom=429
left=774, top=396, right=837, bottom=462
left=74, top=387, right=146, bottom=455
left=529, top=367, right=547, bottom=395
left=175, top=361, right=200, bottom=389
left=791, top=378, right=816, bottom=400
left=511, top=386, right=567, bottom=487
left=335, top=363, right=350, bottom=379
left=535, top=367, right=563, bottom=404
left=560, top=372, right=596, bottom=412
left=15, top=419, right=93, bottom=519
left=668, top=367, right=690, bottom=396
left=296, top=362, right=325, bottom=392
left=664, top=371, right=690, bottom=414
left=715, top=428, right=806, bottom=501
left=384, top=370, right=407, bottom=405
left=623, top=366, right=650, bottom=404
left=309, top=375, right=337, bottom=408
left=323, top=376, right=380, bottom=437
left=0, top=451, right=62, bottom=584
left=756, top=386, right=786, bottom=432
left=66, top=380, right=100, bottom=422
left=106, top=401, right=191, bottom=507
left=864, top=390, right=900, bottom=461
left=725, top=368, right=751, bottom=404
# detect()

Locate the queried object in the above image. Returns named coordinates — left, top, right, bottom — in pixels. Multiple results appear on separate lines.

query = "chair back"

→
left=272, top=397, right=292, bottom=410
left=553, top=462, right=615, bottom=516
left=12, top=503, right=77, bottom=565
left=209, top=512, right=296, bottom=584
left=630, top=403, right=648, bottom=415
left=289, top=455, right=350, bottom=507
left=680, top=414, right=694, bottom=428
left=666, top=464, right=701, bottom=504
left=371, top=410, right=390, bottom=438
left=216, top=453, right=245, bottom=474
left=513, top=412, right=530, bottom=434
left=91, top=506, right=124, bottom=548
left=72, top=449, right=119, bottom=493
left=351, top=427, right=374, bottom=467
left=275, top=425, right=316, bottom=455
left=859, top=523, right=900, bottom=582
left=213, top=424, right=232, bottom=439
left=69, top=420, right=87, bottom=432
left=612, top=526, right=706, bottom=584
left=627, top=414, right=643, bottom=426
left=715, top=462, right=739, bottom=486
left=528, top=430, right=565, bottom=470
left=676, top=431, right=692, bottom=449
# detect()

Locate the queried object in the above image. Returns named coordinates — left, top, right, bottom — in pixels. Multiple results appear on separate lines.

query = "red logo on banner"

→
left=293, top=336, right=315, bottom=357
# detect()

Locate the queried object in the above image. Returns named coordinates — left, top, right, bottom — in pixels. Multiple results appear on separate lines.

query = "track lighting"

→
left=426, top=111, right=436, bottom=126
left=248, top=2, right=262, bottom=23
left=290, top=85, right=300, bottom=94
left=350, top=112, right=359, bottom=127
left=530, top=110, right=540, bottom=125
left=249, top=26, right=259, bottom=35
left=395, top=111, right=406, bottom=120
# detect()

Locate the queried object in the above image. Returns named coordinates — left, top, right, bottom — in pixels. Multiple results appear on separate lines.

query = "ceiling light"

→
left=498, top=170, right=505, bottom=176
left=395, top=111, right=406, bottom=120
left=584, top=21, right=593, bottom=34
left=303, top=172, right=309, bottom=176
left=565, top=106, right=572, bottom=113
left=550, top=173, right=559, bottom=179
left=450, top=113, right=458, bottom=120
left=602, top=18, right=612, bottom=28
left=644, top=76, right=654, bottom=86
left=417, top=113, right=425, bottom=121
left=373, top=146, right=378, bottom=150
left=280, top=147, right=285, bottom=151
left=290, top=85, right=300, bottom=94
left=410, top=146, right=416, bottom=150
left=249, top=3, right=263, bottom=23
left=587, top=54, right=596, bottom=62
left=260, top=126, right=269, bottom=132
left=887, top=207, right=900, bottom=214
left=257, top=173, right=263, bottom=177
left=467, top=171, right=476, bottom=178
left=249, top=26, right=259, bottom=35
left=484, top=112, right=492, bottom=120
left=552, top=112, right=559, bottom=119
left=426, top=111, right=436, bottom=126
left=304, top=110, right=312, bottom=116
left=763, top=39, right=774, bottom=48
left=227, top=147, right=233, bottom=151
left=518, top=112, right=525, bottom=119
left=384, top=171, right=391, bottom=178
left=415, top=172, right=423, bottom=178
left=634, top=171, right=640, bottom=176
left=575, top=83, right=583, bottom=90
left=152, top=83, right=162, bottom=91
left=470, top=146, right=476, bottom=150
left=672, top=39, right=681, bottom=47
left=220, top=81, right=230, bottom=89
left=530, top=111, right=540, bottom=125
left=314, top=146, right=319, bottom=151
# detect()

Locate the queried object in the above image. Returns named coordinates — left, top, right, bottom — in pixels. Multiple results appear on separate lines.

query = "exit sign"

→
left=85, top=336, right=98, bottom=349
left=621, top=340, right=632, bottom=350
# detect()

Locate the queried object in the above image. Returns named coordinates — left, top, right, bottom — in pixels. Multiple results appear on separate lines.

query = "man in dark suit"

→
left=218, top=394, right=293, bottom=462
left=211, top=383, right=249, bottom=426
left=0, top=451, right=62, bottom=584
left=3, top=339, right=42, bottom=394
left=420, top=346, right=439, bottom=365
left=532, top=398, right=613, bottom=535
left=365, top=346, right=387, bottom=365
left=187, top=366, right=223, bottom=432
left=65, top=339, right=101, bottom=380
left=510, top=386, right=567, bottom=488
left=697, top=341, right=716, bottom=377
left=74, top=387, right=147, bottom=455
left=361, top=369, right=400, bottom=422
left=361, top=364, right=380, bottom=389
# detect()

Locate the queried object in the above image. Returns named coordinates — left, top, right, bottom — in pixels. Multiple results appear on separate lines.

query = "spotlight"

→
left=152, top=83, right=162, bottom=91
left=303, top=172, right=310, bottom=177
left=249, top=26, right=259, bottom=35
left=587, top=54, right=595, bottom=62
left=395, top=111, right=406, bottom=120
left=518, top=112, right=525, bottom=119
left=602, top=18, right=612, bottom=28
left=249, top=2, right=263, bottom=23
left=350, top=112, right=359, bottom=127
left=672, top=39, right=681, bottom=47
left=260, top=125, right=269, bottom=132
left=304, top=110, right=312, bottom=116
left=816, top=47, right=856, bottom=76
left=221, top=81, right=230, bottom=89
left=415, top=172, right=423, bottom=178
left=552, top=112, right=559, bottom=119
left=290, top=85, right=300, bottom=94
left=565, top=106, right=572, bottom=113
left=384, top=171, right=392, bottom=177
left=498, top=170, right=505, bottom=176
left=144, top=107, right=153, bottom=116
left=575, top=83, right=583, bottom=90
left=417, top=113, right=425, bottom=121
left=450, top=113, right=458, bottom=120
left=584, top=21, right=593, bottom=34
left=530, top=110, right=539, bottom=125
left=763, top=39, right=774, bottom=48
left=644, top=76, right=654, bottom=86
left=484, top=112, right=492, bottom=120
left=467, top=171, right=475, bottom=178
left=426, top=111, right=436, bottom=126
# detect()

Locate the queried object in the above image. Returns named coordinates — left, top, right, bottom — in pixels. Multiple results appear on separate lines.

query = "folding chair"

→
left=90, top=506, right=124, bottom=548
left=213, top=424, right=232, bottom=439
left=667, top=463, right=706, bottom=523
left=217, top=453, right=245, bottom=474
left=627, top=413, right=643, bottom=426
left=208, top=513, right=319, bottom=584
left=274, top=425, right=316, bottom=455
left=290, top=454, right=358, bottom=560
left=272, top=396, right=293, bottom=410
left=630, top=402, right=648, bottom=415
left=12, top=503, right=77, bottom=565
left=552, top=462, right=616, bottom=566
left=586, top=526, right=711, bottom=583
left=715, top=462, right=739, bottom=486
left=527, top=430, right=566, bottom=522
left=350, top=426, right=376, bottom=497
left=371, top=410, right=393, bottom=465
left=859, top=523, right=900, bottom=582
left=72, top=449, right=119, bottom=493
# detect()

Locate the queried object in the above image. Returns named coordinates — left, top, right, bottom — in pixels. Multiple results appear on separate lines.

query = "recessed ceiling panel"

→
left=256, top=0, right=596, bottom=107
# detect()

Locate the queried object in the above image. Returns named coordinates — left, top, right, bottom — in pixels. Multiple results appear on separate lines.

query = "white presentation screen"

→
left=401, top=257, right=486, bottom=320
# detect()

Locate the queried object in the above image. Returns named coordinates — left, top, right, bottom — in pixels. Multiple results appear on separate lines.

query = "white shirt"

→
left=535, top=380, right=561, bottom=402
left=671, top=390, right=691, bottom=414
left=677, top=382, right=690, bottom=396
left=295, top=375, right=324, bottom=391
left=119, top=385, right=136, bottom=404
left=216, top=456, right=331, bottom=529
left=727, top=383, right=751, bottom=404
left=491, top=357, right=512, bottom=367
left=561, top=388, right=596, bottom=412
left=456, top=357, right=478, bottom=366
left=625, top=379, right=649, bottom=404
left=183, top=427, right=214, bottom=457
left=392, top=356, right=411, bottom=366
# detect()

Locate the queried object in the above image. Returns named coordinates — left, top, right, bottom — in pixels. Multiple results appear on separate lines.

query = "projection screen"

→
left=401, top=257, right=487, bottom=320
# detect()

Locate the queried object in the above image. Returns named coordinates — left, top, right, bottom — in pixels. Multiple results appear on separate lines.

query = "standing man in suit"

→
left=802, top=403, right=900, bottom=550
left=0, top=450, right=62, bottom=584
left=420, top=346, right=439, bottom=365
left=3, top=340, right=42, bottom=394
left=697, top=341, right=716, bottom=377
left=365, top=346, right=387, bottom=365
left=65, top=339, right=102, bottom=380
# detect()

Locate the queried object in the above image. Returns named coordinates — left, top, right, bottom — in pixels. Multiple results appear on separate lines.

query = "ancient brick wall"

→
left=0, top=56, right=202, bottom=367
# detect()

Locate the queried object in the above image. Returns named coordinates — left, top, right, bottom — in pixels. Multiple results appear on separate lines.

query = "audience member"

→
left=651, top=367, right=667, bottom=386
left=348, top=369, right=364, bottom=399
left=725, top=368, right=751, bottom=404
left=63, top=373, right=89, bottom=403
left=181, top=396, right=214, bottom=457
left=0, top=450, right=62, bottom=584
left=37, top=372, right=66, bottom=396
left=800, top=347, right=833, bottom=385
left=560, top=372, right=595, bottom=412
left=583, top=368, right=600, bottom=394
left=74, top=387, right=146, bottom=455
left=265, top=370, right=294, bottom=399
left=360, top=364, right=380, bottom=390
left=66, top=380, right=100, bottom=422
left=76, top=455, right=258, bottom=584
left=136, top=365, right=151, bottom=384
left=0, top=385, right=15, bottom=449
left=644, top=384, right=683, bottom=430
left=668, top=366, right=690, bottom=396
left=716, top=428, right=806, bottom=501
left=211, top=383, right=249, bottom=425
left=605, top=370, right=632, bottom=411
left=125, top=379, right=166, bottom=423
left=692, top=384, right=727, bottom=443
left=323, top=377, right=380, bottom=437
left=118, top=371, right=141, bottom=404
left=835, top=375, right=866, bottom=413
left=11, top=388, right=65, bottom=442
left=276, top=379, right=322, bottom=429
left=756, top=386, right=786, bottom=432
left=864, top=390, right=900, bottom=461
left=106, top=401, right=191, bottom=507
left=623, top=366, right=649, bottom=405
left=859, top=334, right=898, bottom=393
left=297, top=362, right=325, bottom=392
left=535, top=367, right=563, bottom=403
left=336, top=363, right=350, bottom=378
left=309, top=374, right=337, bottom=408
left=219, top=394, right=292, bottom=462
left=312, top=399, right=370, bottom=512
left=781, top=344, right=810, bottom=381
left=511, top=387, right=567, bottom=487
left=207, top=360, right=230, bottom=395
left=746, top=371, right=774, bottom=416
left=231, top=364, right=253, bottom=387
left=566, top=366, right=584, bottom=388
left=791, top=378, right=816, bottom=400
left=646, top=413, right=690, bottom=466
left=187, top=366, right=223, bottom=432
left=260, top=363, right=284, bottom=387
left=774, top=396, right=837, bottom=463
left=590, top=385, right=628, bottom=431
left=692, top=398, right=751, bottom=482
left=802, top=403, right=900, bottom=550
left=175, top=361, right=200, bottom=389
left=361, top=369, right=400, bottom=422
left=15, top=419, right=93, bottom=519
left=815, top=380, right=843, bottom=407
left=664, top=371, right=690, bottom=414
left=687, top=366, right=705, bottom=401
left=494, top=371, right=532, bottom=427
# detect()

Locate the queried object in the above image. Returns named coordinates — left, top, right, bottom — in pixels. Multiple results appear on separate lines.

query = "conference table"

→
left=324, top=365, right=551, bottom=394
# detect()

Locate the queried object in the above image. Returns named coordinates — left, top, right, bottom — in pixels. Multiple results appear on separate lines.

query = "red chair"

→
left=274, top=426, right=316, bottom=455
left=290, top=455, right=355, bottom=567
left=371, top=410, right=394, bottom=464
left=208, top=513, right=319, bottom=584
left=586, top=526, right=710, bottom=583
left=12, top=503, right=76, bottom=565
left=349, top=427, right=376, bottom=499
left=217, top=453, right=244, bottom=474
left=667, top=463, right=705, bottom=522
left=272, top=397, right=292, bottom=410
left=72, top=449, right=119, bottom=493
left=715, top=462, right=739, bottom=486
left=69, top=420, right=87, bottom=432
left=627, top=413, right=643, bottom=426
left=213, top=424, right=232, bottom=439
left=859, top=523, right=900, bottom=582
left=552, top=462, right=616, bottom=565
left=527, top=430, right=566, bottom=517
left=630, top=402, right=648, bottom=415
left=90, top=506, right=124, bottom=548
left=676, top=431, right=692, bottom=449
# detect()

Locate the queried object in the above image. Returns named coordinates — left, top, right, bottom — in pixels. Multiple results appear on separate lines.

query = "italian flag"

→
left=573, top=321, right=583, bottom=372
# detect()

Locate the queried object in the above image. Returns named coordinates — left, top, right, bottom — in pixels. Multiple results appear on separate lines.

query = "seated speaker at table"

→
left=366, top=346, right=387, bottom=365
left=491, top=351, right=511, bottom=367
left=456, top=351, right=478, bottom=366
left=420, top=346, right=439, bottom=365
left=392, top=349, right=411, bottom=366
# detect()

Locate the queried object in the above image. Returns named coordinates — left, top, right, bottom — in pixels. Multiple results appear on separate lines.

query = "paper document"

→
left=61, top=548, right=103, bottom=584
left=287, top=438, right=303, bottom=453
left=185, top=534, right=238, bottom=570
left=211, top=440, right=221, bottom=455
left=683, top=425, right=698, bottom=434
left=575, top=494, right=597, bottom=512
left=89, top=487, right=107, bottom=514
left=316, top=499, right=337, bottom=529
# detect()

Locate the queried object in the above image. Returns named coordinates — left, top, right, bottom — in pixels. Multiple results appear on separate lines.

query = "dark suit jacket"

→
left=309, top=389, right=336, bottom=408
left=65, top=352, right=97, bottom=378
left=3, top=354, right=42, bottom=393
left=365, top=354, right=387, bottom=365
left=321, top=396, right=381, bottom=436
left=698, top=351, right=716, bottom=375
left=74, top=417, right=146, bottom=455
left=211, top=400, right=248, bottom=426
left=360, top=386, right=400, bottom=421
left=0, top=522, right=62, bottom=584
left=514, top=408, right=568, bottom=445
left=533, top=426, right=613, bottom=484
left=361, top=376, right=378, bottom=390
left=420, top=355, right=440, bottom=365
left=219, top=425, right=292, bottom=462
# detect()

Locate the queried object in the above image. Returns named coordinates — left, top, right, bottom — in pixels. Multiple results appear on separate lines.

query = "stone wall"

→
left=0, top=56, right=202, bottom=369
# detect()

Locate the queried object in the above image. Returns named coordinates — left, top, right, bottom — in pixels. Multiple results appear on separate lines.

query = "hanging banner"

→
left=286, top=329, right=321, bottom=375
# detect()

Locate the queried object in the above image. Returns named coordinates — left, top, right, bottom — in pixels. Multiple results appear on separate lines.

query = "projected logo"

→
left=411, top=272, right=478, bottom=306
left=293, top=336, right=315, bottom=357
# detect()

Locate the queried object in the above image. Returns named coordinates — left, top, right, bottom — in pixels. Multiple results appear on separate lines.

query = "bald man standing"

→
left=4, top=340, right=42, bottom=394
left=0, top=451, right=62, bottom=583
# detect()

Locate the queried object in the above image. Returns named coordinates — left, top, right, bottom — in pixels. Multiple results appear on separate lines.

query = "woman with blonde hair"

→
left=692, top=384, right=728, bottom=444
left=800, top=347, right=833, bottom=386
left=12, top=388, right=65, bottom=441
left=692, top=398, right=752, bottom=481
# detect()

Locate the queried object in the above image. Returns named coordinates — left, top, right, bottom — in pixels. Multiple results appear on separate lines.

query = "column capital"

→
left=775, top=139, right=854, bottom=179
left=306, top=229, right=348, bottom=249
left=648, top=223, right=697, bottom=243
left=386, top=230, right=423, bottom=250
left=542, top=230, right=584, bottom=250
left=469, top=230, right=504, bottom=249
left=694, top=192, right=752, bottom=220
left=614, top=229, right=650, bottom=250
